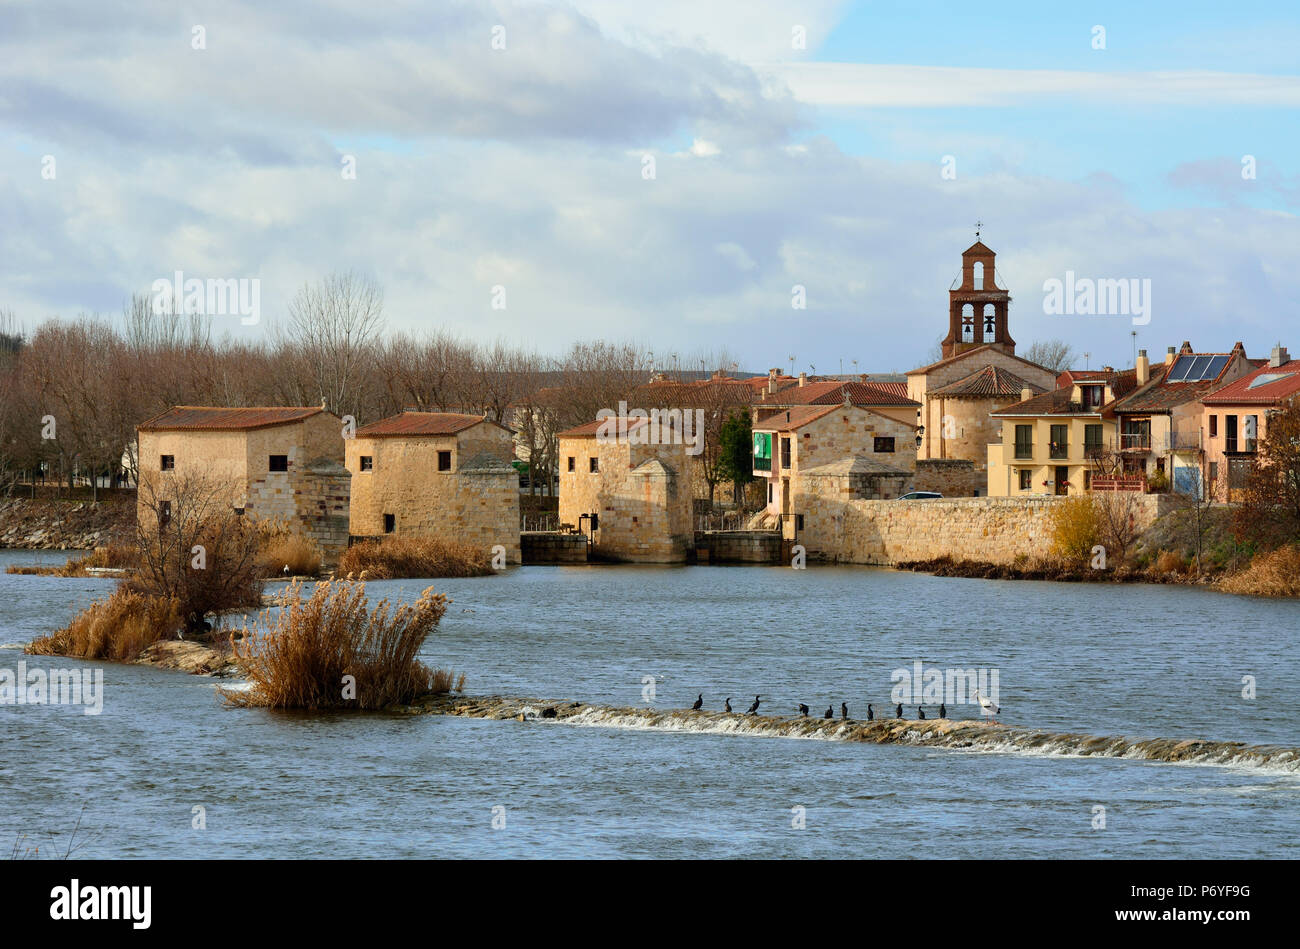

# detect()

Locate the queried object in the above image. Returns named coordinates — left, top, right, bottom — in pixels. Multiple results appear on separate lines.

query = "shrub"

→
left=1153, top=549, right=1188, bottom=575
left=130, top=472, right=264, bottom=630
left=1217, top=545, right=1300, bottom=597
left=223, top=580, right=453, bottom=710
left=26, top=589, right=182, bottom=661
left=336, top=535, right=493, bottom=580
left=1050, top=496, right=1100, bottom=563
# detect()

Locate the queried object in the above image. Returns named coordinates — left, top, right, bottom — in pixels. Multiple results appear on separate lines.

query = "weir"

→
left=397, top=694, right=1300, bottom=773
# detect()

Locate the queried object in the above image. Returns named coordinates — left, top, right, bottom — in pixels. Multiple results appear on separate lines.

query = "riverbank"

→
left=393, top=693, right=1300, bottom=772
left=0, top=497, right=134, bottom=550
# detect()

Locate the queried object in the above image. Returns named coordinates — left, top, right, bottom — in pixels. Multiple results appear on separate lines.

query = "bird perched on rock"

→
left=896, top=703, right=903, bottom=718
left=974, top=690, right=1000, bottom=724
left=746, top=695, right=761, bottom=715
left=918, top=706, right=926, bottom=719
left=799, top=703, right=809, bottom=717
left=823, top=705, right=833, bottom=719
left=939, top=703, right=946, bottom=719
left=691, top=693, right=703, bottom=710
left=841, top=702, right=848, bottom=720
left=867, top=704, right=874, bottom=721
left=724, top=697, right=732, bottom=713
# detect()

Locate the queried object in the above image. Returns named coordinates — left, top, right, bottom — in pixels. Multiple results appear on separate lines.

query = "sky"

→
left=1, top=0, right=1297, bottom=374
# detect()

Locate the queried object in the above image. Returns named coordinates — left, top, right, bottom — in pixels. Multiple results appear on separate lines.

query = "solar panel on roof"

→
left=1205, top=355, right=1229, bottom=379
left=1166, top=356, right=1193, bottom=382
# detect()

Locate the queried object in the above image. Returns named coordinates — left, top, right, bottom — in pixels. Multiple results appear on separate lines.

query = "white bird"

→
left=973, top=690, right=1000, bottom=725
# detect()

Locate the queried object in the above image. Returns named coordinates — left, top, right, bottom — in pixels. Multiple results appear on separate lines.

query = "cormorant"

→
left=939, top=702, right=946, bottom=719
left=823, top=705, right=833, bottom=719
left=691, top=693, right=703, bottom=710
left=841, top=702, right=848, bottom=720
left=896, top=703, right=903, bottom=718
left=724, top=697, right=732, bottom=713
left=799, top=703, right=809, bottom=717
left=918, top=706, right=926, bottom=720
left=867, top=704, right=874, bottom=721
left=746, top=695, right=760, bottom=715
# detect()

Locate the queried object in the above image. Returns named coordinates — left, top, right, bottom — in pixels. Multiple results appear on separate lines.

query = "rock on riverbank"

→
left=0, top=497, right=134, bottom=550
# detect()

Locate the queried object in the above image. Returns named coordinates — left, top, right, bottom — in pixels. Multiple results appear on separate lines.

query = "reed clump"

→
left=223, top=579, right=457, bottom=710
left=6, top=543, right=139, bottom=576
left=26, top=588, right=182, bottom=661
left=257, top=530, right=323, bottom=578
left=336, top=535, right=493, bottom=580
left=1217, top=544, right=1300, bottom=597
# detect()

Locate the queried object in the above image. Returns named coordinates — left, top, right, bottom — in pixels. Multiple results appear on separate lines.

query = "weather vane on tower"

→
left=974, top=220, right=983, bottom=240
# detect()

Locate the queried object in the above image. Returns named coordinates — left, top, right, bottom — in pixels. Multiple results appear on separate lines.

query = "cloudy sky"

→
left=2, top=0, right=1297, bottom=373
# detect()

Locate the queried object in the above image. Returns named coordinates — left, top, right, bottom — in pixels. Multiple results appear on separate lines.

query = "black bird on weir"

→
left=896, top=703, right=903, bottom=719
left=867, top=704, right=874, bottom=721
left=724, top=698, right=732, bottom=713
left=746, top=695, right=761, bottom=715
left=939, top=703, right=947, bottom=719
left=691, top=693, right=703, bottom=710
left=841, top=702, right=849, bottom=720
left=823, top=705, right=833, bottom=719
left=799, top=703, right=809, bottom=717
left=918, top=706, right=926, bottom=720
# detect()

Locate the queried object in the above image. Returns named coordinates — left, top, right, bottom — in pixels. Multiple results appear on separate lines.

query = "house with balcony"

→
left=753, top=402, right=916, bottom=528
left=1110, top=342, right=1254, bottom=497
left=986, top=369, right=1136, bottom=496
left=1200, top=344, right=1300, bottom=501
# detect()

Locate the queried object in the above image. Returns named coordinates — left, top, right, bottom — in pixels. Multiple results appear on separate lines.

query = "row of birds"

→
left=692, top=693, right=1000, bottom=723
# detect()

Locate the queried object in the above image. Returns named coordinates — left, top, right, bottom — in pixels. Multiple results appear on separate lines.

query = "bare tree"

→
left=1023, top=338, right=1076, bottom=373
left=278, top=271, right=385, bottom=417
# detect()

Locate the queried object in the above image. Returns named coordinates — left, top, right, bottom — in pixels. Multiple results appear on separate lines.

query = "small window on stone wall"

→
left=160, top=454, right=175, bottom=471
left=383, top=514, right=395, bottom=533
left=874, top=437, right=895, bottom=453
left=589, top=457, right=599, bottom=473
left=269, top=454, right=289, bottom=472
left=567, top=457, right=575, bottom=472
left=438, top=451, right=452, bottom=471
left=360, top=456, right=373, bottom=471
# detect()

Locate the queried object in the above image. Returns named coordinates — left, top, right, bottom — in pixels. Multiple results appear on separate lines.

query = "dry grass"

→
left=222, top=579, right=455, bottom=710
left=258, top=534, right=323, bottom=578
left=429, top=668, right=466, bottom=694
left=1152, top=549, right=1190, bottom=575
left=336, top=535, right=493, bottom=580
left=25, top=589, right=182, bottom=661
left=1217, top=545, right=1300, bottom=597
left=5, top=543, right=138, bottom=576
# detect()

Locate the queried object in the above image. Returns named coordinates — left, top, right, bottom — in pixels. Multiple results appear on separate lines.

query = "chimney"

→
left=859, top=374, right=869, bottom=383
left=798, top=372, right=807, bottom=387
left=1020, top=386, right=1033, bottom=403
left=1165, top=346, right=1176, bottom=366
left=1271, top=343, right=1291, bottom=368
left=767, top=367, right=780, bottom=394
left=1136, top=349, right=1149, bottom=386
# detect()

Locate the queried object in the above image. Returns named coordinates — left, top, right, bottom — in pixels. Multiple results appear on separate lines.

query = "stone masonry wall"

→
left=791, top=491, right=1175, bottom=565
left=913, top=458, right=985, bottom=497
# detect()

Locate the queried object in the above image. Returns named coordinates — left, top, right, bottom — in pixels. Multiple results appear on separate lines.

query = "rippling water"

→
left=1, top=548, right=1297, bottom=858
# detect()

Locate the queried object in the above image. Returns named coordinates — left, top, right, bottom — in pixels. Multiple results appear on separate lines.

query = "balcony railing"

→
left=1120, top=432, right=1151, bottom=451
left=753, top=456, right=771, bottom=472
left=1048, top=441, right=1069, bottom=460
left=1169, top=430, right=1202, bottom=451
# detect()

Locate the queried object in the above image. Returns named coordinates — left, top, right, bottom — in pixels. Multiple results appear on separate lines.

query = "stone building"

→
left=556, top=416, right=695, bottom=562
left=753, top=402, right=916, bottom=522
left=907, top=241, right=1056, bottom=474
left=345, top=411, right=520, bottom=563
left=135, top=405, right=351, bottom=560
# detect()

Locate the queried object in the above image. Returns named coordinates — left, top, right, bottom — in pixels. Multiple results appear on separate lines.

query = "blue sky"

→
left=1, top=0, right=1296, bottom=375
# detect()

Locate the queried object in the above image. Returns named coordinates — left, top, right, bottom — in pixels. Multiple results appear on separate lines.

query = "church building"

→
left=906, top=238, right=1058, bottom=480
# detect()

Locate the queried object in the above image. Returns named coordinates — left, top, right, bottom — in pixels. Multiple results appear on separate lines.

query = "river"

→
left=1, top=549, right=1296, bottom=858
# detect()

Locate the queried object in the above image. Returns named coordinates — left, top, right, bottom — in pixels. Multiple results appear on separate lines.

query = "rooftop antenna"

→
left=1083, top=351, right=1091, bottom=370
left=788, top=355, right=795, bottom=376
left=1130, top=330, right=1138, bottom=367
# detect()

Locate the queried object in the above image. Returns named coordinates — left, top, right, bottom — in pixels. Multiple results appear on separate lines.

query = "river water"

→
left=2, top=548, right=1296, bottom=858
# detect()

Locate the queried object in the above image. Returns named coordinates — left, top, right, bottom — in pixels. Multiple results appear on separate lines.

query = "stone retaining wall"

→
left=694, top=530, right=783, bottom=564
left=521, top=531, right=589, bottom=564
left=794, top=492, right=1177, bottom=565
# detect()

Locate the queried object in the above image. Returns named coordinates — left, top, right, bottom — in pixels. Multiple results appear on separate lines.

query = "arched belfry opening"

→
left=941, top=234, right=1014, bottom=360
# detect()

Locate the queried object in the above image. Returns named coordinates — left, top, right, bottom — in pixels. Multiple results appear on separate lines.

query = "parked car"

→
left=897, top=491, right=943, bottom=500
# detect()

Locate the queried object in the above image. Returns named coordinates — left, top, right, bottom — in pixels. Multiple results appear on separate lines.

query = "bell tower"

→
left=941, top=232, right=1014, bottom=360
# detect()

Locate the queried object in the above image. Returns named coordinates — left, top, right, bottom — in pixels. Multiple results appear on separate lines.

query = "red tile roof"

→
left=992, top=367, right=1141, bottom=418
left=1202, top=359, right=1300, bottom=406
left=355, top=412, right=504, bottom=437
left=760, top=380, right=919, bottom=407
left=753, top=405, right=841, bottom=431
left=906, top=344, right=1052, bottom=377
left=138, top=406, right=327, bottom=432
left=931, top=365, right=1044, bottom=398
left=558, top=417, right=657, bottom=438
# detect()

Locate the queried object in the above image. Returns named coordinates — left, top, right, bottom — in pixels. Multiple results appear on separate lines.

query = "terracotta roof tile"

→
left=761, top=380, right=919, bottom=407
left=138, top=406, right=327, bottom=432
left=931, top=365, right=1043, bottom=398
left=1202, top=359, right=1300, bottom=406
left=355, top=412, right=504, bottom=437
